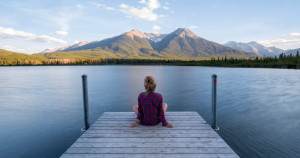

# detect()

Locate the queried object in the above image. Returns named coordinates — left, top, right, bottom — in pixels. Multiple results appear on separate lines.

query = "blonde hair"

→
left=144, top=76, right=156, bottom=94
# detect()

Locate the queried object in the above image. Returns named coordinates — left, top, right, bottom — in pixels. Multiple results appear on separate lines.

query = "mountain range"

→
left=224, top=41, right=283, bottom=57
left=283, top=48, right=300, bottom=56
left=37, top=28, right=257, bottom=59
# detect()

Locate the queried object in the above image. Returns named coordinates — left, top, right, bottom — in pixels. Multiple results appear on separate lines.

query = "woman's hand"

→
left=130, top=122, right=140, bottom=128
left=166, top=123, right=173, bottom=128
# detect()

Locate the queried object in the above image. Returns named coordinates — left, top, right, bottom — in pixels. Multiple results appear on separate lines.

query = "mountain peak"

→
left=172, top=28, right=198, bottom=38
left=125, top=29, right=147, bottom=39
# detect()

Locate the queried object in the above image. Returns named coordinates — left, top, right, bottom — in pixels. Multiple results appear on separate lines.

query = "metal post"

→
left=212, top=74, right=219, bottom=131
left=81, top=74, right=90, bottom=131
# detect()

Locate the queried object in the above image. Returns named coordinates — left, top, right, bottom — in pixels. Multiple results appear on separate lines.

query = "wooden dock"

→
left=61, top=112, right=239, bottom=158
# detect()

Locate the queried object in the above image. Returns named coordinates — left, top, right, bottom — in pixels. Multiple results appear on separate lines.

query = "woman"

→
left=131, top=76, right=173, bottom=128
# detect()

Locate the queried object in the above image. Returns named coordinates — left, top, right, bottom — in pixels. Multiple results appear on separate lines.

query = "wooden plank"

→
left=95, top=118, right=206, bottom=122
left=75, top=137, right=224, bottom=143
left=102, top=111, right=199, bottom=115
left=61, top=153, right=239, bottom=158
left=64, top=147, right=235, bottom=154
left=84, top=129, right=215, bottom=134
left=81, top=133, right=219, bottom=138
left=98, top=116, right=203, bottom=119
left=88, top=126, right=211, bottom=130
left=70, top=142, right=230, bottom=148
left=93, top=120, right=207, bottom=124
left=90, top=123, right=210, bottom=127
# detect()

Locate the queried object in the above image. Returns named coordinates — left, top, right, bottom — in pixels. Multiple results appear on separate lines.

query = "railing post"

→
left=212, top=74, right=219, bottom=131
left=81, top=74, right=90, bottom=131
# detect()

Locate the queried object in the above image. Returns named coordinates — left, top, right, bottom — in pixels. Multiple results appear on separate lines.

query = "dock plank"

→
left=60, top=112, right=239, bottom=158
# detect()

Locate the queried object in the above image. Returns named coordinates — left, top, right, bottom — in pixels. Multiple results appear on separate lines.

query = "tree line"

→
left=1, top=51, right=300, bottom=69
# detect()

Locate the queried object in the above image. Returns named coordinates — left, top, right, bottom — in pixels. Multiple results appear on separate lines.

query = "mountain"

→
left=150, top=28, right=256, bottom=58
left=40, top=41, right=89, bottom=53
left=224, top=41, right=283, bottom=57
left=0, top=49, right=45, bottom=65
left=284, top=48, right=300, bottom=56
left=38, top=28, right=258, bottom=59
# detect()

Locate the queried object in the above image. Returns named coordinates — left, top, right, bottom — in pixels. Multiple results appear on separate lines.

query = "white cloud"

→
left=289, top=33, right=300, bottom=37
left=163, top=7, right=169, bottom=10
left=119, top=4, right=129, bottom=9
left=91, top=2, right=114, bottom=11
left=0, top=26, right=67, bottom=44
left=152, top=25, right=161, bottom=31
left=259, top=39, right=300, bottom=46
left=92, top=3, right=105, bottom=7
left=189, top=25, right=198, bottom=29
left=147, top=0, right=160, bottom=10
left=119, top=0, right=162, bottom=21
left=76, top=4, right=88, bottom=10
left=259, top=32, right=300, bottom=49
left=106, top=7, right=115, bottom=10
left=139, top=0, right=146, bottom=4
left=0, top=45, right=26, bottom=53
left=54, top=31, right=68, bottom=36
left=165, top=2, right=170, bottom=5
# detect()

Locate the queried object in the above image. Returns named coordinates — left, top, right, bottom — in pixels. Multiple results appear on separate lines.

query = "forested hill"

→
left=0, top=49, right=46, bottom=65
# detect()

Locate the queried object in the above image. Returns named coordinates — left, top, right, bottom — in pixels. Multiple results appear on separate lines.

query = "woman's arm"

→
left=137, top=96, right=143, bottom=121
left=158, top=95, right=168, bottom=126
left=131, top=95, right=143, bottom=128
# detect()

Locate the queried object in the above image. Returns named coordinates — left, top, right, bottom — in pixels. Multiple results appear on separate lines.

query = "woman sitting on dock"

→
left=131, top=76, right=173, bottom=128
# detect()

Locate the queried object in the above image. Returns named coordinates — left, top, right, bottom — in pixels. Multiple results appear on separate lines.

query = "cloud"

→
left=259, top=32, right=300, bottom=49
left=163, top=7, right=169, bottom=10
left=147, top=0, right=160, bottom=10
left=189, top=25, right=198, bottom=29
left=0, top=45, right=26, bottom=53
left=259, top=39, right=300, bottom=46
left=91, top=2, right=114, bottom=11
left=139, top=0, right=146, bottom=4
left=119, top=0, right=162, bottom=21
left=106, top=7, right=115, bottom=10
left=165, top=2, right=170, bottom=5
left=92, top=3, right=105, bottom=7
left=152, top=25, right=161, bottom=31
left=54, top=31, right=68, bottom=36
left=76, top=4, right=88, bottom=10
left=0, top=26, right=67, bottom=44
left=289, top=33, right=300, bottom=37
left=120, top=4, right=129, bottom=9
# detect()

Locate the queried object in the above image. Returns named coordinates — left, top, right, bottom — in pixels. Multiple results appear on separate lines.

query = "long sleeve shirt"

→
left=137, top=92, right=168, bottom=126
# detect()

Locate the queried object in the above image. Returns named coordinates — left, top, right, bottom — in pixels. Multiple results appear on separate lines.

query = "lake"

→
left=0, top=66, right=299, bottom=158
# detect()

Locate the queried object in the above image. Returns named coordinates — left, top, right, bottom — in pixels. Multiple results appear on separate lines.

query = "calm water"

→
left=0, top=66, right=299, bottom=158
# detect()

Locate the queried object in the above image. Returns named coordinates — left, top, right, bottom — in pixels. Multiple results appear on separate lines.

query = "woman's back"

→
left=131, top=76, right=173, bottom=128
left=137, top=92, right=168, bottom=126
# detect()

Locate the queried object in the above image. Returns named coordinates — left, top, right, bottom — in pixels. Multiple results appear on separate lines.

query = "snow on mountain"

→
left=40, top=41, right=89, bottom=53
left=284, top=48, right=300, bottom=56
left=144, top=32, right=168, bottom=43
left=224, top=41, right=283, bottom=57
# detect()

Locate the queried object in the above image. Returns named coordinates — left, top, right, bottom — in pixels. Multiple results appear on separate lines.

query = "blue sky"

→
left=0, top=0, right=300, bottom=54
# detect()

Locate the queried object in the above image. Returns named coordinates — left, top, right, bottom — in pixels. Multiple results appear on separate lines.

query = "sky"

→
left=0, top=0, right=300, bottom=54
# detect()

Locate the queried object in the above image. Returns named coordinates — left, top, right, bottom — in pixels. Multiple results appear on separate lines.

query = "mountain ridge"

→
left=224, top=41, right=283, bottom=57
left=37, top=28, right=258, bottom=59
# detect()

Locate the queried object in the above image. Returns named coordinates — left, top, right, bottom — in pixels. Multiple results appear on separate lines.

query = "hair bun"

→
left=144, top=76, right=156, bottom=93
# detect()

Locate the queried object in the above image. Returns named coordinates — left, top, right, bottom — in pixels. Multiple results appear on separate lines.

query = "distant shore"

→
left=1, top=56, right=300, bottom=69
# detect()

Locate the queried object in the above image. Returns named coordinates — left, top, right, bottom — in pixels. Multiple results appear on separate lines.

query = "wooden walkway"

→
left=61, top=112, right=239, bottom=158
